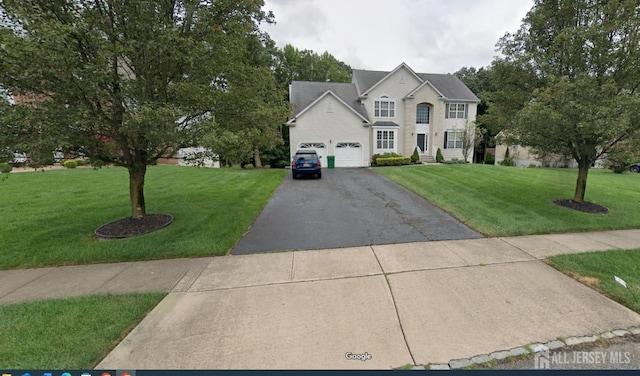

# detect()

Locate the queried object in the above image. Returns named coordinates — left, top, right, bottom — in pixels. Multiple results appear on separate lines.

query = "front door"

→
left=417, top=133, right=427, bottom=153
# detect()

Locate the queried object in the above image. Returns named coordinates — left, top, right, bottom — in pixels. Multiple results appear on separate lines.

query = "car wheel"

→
left=631, top=166, right=640, bottom=173
left=317, top=172, right=322, bottom=179
left=292, top=173, right=297, bottom=179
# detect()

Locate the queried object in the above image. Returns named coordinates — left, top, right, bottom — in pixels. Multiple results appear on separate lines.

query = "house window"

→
left=447, top=103, right=467, bottom=119
left=376, top=130, right=395, bottom=150
left=444, top=130, right=463, bottom=149
left=374, top=96, right=395, bottom=118
left=416, top=103, right=430, bottom=124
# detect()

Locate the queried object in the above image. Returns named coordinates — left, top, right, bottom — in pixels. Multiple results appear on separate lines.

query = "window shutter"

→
left=464, top=104, right=468, bottom=119
left=443, top=132, right=448, bottom=149
left=445, top=104, right=449, bottom=119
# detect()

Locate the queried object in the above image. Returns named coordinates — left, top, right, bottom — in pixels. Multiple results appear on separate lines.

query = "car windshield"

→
left=294, top=153, right=317, bottom=160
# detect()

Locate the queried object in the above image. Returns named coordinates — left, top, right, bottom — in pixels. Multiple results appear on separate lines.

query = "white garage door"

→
left=335, top=143, right=363, bottom=167
left=298, top=143, right=327, bottom=164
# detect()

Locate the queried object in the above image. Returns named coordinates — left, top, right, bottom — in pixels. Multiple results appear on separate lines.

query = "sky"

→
left=261, top=0, right=535, bottom=74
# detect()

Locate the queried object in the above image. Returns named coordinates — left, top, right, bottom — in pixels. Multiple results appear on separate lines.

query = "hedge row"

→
left=376, top=157, right=411, bottom=166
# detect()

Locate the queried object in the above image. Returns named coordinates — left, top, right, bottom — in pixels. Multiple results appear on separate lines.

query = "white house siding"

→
left=289, top=94, right=370, bottom=167
left=360, top=66, right=422, bottom=156
left=441, top=102, right=478, bottom=160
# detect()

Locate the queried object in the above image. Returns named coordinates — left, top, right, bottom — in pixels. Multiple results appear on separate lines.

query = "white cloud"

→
left=262, top=0, right=533, bottom=73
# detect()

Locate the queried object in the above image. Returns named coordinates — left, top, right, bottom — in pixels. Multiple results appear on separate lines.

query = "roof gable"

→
left=288, top=82, right=370, bottom=124
left=353, top=62, right=423, bottom=96
left=406, top=80, right=445, bottom=99
left=352, top=63, right=480, bottom=102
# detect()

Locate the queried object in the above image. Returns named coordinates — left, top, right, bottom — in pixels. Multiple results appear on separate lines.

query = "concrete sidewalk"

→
left=3, top=230, right=640, bottom=369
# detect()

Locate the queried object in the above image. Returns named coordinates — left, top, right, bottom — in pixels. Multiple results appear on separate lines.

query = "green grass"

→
left=0, top=293, right=165, bottom=368
left=546, top=249, right=640, bottom=314
left=376, top=164, right=640, bottom=237
left=0, top=166, right=287, bottom=269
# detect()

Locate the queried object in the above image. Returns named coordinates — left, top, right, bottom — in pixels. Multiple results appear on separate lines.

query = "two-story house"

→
left=287, top=62, right=480, bottom=167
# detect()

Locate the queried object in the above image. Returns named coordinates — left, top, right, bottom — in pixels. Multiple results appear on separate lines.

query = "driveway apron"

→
left=231, top=168, right=482, bottom=254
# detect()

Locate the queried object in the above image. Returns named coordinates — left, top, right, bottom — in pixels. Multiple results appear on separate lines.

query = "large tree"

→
left=207, top=35, right=290, bottom=168
left=488, top=0, right=640, bottom=202
left=0, top=0, right=271, bottom=218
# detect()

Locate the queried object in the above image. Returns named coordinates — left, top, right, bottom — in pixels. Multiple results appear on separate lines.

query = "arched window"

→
left=374, top=95, right=395, bottom=118
left=416, top=103, right=430, bottom=124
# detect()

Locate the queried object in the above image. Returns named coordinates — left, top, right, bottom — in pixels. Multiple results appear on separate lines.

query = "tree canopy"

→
left=0, top=0, right=273, bottom=218
left=273, top=44, right=352, bottom=91
left=455, top=66, right=496, bottom=161
left=486, top=0, right=640, bottom=202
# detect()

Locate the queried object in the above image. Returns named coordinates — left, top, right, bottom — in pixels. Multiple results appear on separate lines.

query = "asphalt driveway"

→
left=231, top=168, right=482, bottom=254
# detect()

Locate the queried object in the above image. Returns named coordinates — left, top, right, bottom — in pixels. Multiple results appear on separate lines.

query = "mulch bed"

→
left=552, top=199, right=609, bottom=214
left=95, top=213, right=174, bottom=239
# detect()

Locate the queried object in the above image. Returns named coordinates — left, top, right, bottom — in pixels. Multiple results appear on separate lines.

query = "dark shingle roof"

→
left=372, top=121, right=400, bottom=127
left=290, top=81, right=369, bottom=120
left=351, top=68, right=479, bottom=102
left=417, top=73, right=479, bottom=101
left=351, top=69, right=388, bottom=95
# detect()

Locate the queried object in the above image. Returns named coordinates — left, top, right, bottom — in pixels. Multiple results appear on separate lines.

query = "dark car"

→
left=630, top=163, right=640, bottom=173
left=291, top=150, right=322, bottom=179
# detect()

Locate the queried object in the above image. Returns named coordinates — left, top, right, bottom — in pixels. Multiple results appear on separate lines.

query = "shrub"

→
left=376, top=157, right=411, bottom=166
left=500, top=157, right=515, bottom=166
left=612, top=165, right=627, bottom=174
left=435, top=148, right=444, bottom=163
left=63, top=160, right=78, bottom=169
left=499, top=147, right=514, bottom=166
left=39, top=155, right=56, bottom=166
left=372, top=152, right=403, bottom=166
left=0, top=162, right=12, bottom=173
left=244, top=163, right=254, bottom=169
left=75, top=159, right=87, bottom=166
left=484, top=152, right=495, bottom=165
left=90, top=159, right=105, bottom=169
left=411, top=148, right=420, bottom=164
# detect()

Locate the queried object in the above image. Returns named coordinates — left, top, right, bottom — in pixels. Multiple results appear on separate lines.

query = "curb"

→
left=408, top=326, right=640, bottom=370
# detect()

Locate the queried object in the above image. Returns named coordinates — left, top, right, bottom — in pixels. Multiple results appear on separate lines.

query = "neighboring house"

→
left=287, top=62, right=480, bottom=167
left=158, top=147, right=220, bottom=168
left=494, top=138, right=578, bottom=168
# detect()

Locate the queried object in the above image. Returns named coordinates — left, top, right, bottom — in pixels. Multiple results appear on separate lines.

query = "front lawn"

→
left=547, top=249, right=640, bottom=314
left=376, top=164, right=640, bottom=237
left=0, top=293, right=165, bottom=369
left=0, top=166, right=287, bottom=269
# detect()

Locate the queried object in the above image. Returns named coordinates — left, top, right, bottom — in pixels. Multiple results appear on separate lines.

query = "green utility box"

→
left=327, top=155, right=335, bottom=169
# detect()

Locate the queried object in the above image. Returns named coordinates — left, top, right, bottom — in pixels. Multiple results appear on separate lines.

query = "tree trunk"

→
left=128, top=164, right=147, bottom=219
left=573, top=160, right=590, bottom=202
left=253, top=146, right=263, bottom=168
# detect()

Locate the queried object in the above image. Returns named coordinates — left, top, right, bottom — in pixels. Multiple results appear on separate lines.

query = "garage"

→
left=298, top=143, right=327, bottom=164
left=335, top=142, right=363, bottom=167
